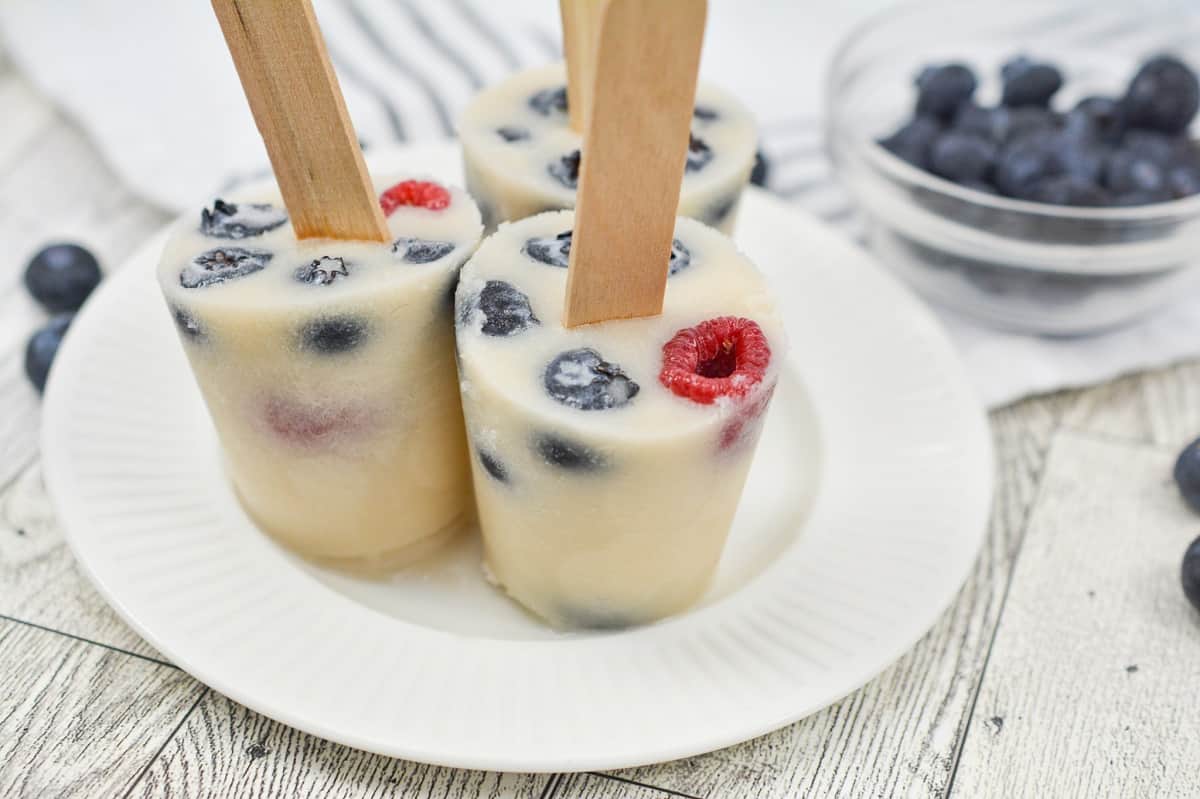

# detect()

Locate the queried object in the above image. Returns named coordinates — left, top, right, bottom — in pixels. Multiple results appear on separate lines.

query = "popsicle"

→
left=454, top=0, right=785, bottom=627
left=459, top=65, right=756, bottom=232
left=159, top=178, right=482, bottom=566
left=154, top=0, right=482, bottom=567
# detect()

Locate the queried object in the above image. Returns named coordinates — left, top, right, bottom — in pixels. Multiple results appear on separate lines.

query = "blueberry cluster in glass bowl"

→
left=880, top=54, right=1200, bottom=207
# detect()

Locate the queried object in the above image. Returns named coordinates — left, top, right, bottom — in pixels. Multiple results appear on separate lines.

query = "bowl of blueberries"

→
left=827, top=0, right=1200, bottom=334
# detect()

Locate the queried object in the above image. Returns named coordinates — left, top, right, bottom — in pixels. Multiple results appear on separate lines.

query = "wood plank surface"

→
left=949, top=432, right=1200, bottom=798
left=131, top=690, right=552, bottom=799
left=0, top=618, right=203, bottom=798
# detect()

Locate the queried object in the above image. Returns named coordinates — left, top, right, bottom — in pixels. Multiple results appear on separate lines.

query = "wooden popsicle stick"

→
left=559, top=0, right=605, bottom=133
left=562, top=0, right=707, bottom=328
left=211, top=0, right=389, bottom=243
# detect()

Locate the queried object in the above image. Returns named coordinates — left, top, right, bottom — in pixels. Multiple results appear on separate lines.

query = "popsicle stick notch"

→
left=560, top=0, right=606, bottom=132
left=563, top=0, right=707, bottom=328
left=211, top=0, right=389, bottom=242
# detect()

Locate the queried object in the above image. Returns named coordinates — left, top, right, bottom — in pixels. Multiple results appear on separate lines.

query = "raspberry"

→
left=659, top=317, right=771, bottom=404
left=379, top=180, right=451, bottom=214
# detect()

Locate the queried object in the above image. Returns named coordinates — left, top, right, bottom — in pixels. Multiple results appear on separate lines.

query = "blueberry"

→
left=1105, top=150, right=1166, bottom=195
left=705, top=195, right=737, bottom=226
left=181, top=247, right=271, bottom=289
left=686, top=134, right=713, bottom=172
left=533, top=433, right=608, bottom=472
left=953, top=103, right=1011, bottom=143
left=23, top=243, right=102, bottom=313
left=464, top=280, right=539, bottom=337
left=523, top=230, right=573, bottom=268
left=1122, top=130, right=1178, bottom=166
left=477, top=448, right=508, bottom=483
left=549, top=150, right=581, bottom=189
left=1004, top=107, right=1063, bottom=142
left=1174, top=437, right=1200, bottom=512
left=294, top=256, right=349, bottom=286
left=1001, top=56, right=1063, bottom=108
left=1054, top=140, right=1106, bottom=184
left=995, top=136, right=1058, bottom=197
left=497, top=126, right=530, bottom=142
left=929, top=132, right=997, bottom=182
left=299, top=316, right=368, bottom=354
left=199, top=199, right=287, bottom=239
left=693, top=106, right=719, bottom=121
left=1183, top=536, right=1200, bottom=612
left=543, top=348, right=639, bottom=411
left=24, top=313, right=72, bottom=393
left=171, top=306, right=206, bottom=341
left=915, top=63, right=977, bottom=120
left=1123, top=55, right=1200, bottom=134
left=393, top=237, right=455, bottom=264
left=1069, top=96, right=1125, bottom=142
left=668, top=238, right=692, bottom=275
left=1168, top=164, right=1200, bottom=198
left=1027, top=174, right=1109, bottom=207
left=529, top=86, right=568, bottom=116
left=523, top=230, right=689, bottom=276
left=750, top=150, right=769, bottom=186
left=879, top=115, right=943, bottom=168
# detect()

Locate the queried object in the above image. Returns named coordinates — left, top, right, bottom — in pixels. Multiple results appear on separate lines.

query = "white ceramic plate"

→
left=42, top=144, right=992, bottom=773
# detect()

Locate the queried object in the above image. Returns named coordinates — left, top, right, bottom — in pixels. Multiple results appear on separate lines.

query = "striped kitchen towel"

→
left=0, top=0, right=861, bottom=225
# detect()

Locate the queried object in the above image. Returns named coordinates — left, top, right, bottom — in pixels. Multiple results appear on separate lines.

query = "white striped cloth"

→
left=7, top=0, right=1200, bottom=409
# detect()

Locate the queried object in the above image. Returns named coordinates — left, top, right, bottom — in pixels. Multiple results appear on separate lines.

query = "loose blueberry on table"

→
left=1172, top=438, right=1200, bottom=612
left=1183, top=536, right=1200, bottom=613
left=24, top=313, right=73, bottom=393
left=24, top=243, right=102, bottom=313
left=879, top=53, right=1200, bottom=207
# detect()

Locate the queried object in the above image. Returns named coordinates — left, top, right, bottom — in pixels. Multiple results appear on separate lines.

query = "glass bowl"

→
left=827, top=0, right=1200, bottom=335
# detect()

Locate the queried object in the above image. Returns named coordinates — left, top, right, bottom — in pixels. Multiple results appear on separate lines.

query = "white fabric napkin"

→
left=3, top=0, right=1200, bottom=409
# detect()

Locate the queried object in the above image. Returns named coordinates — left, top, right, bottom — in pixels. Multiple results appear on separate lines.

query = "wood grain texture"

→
left=951, top=432, right=1200, bottom=798
left=599, top=396, right=1070, bottom=798
left=211, top=0, right=390, bottom=242
left=1063, top=360, right=1200, bottom=450
left=559, top=0, right=604, bottom=133
left=554, top=773, right=689, bottom=797
left=563, top=0, right=706, bottom=326
left=0, top=617, right=204, bottom=798
left=131, top=690, right=552, bottom=798
left=0, top=461, right=165, bottom=660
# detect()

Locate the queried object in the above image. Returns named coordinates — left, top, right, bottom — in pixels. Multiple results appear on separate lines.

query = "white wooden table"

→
left=2, top=54, right=1198, bottom=799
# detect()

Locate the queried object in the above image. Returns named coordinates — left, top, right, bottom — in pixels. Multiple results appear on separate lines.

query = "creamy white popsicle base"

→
left=455, top=211, right=786, bottom=628
left=158, top=178, right=482, bottom=568
left=459, top=64, right=757, bottom=234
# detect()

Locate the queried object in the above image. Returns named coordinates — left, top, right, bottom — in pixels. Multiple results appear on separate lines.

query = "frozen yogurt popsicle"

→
left=158, top=178, right=482, bottom=567
left=459, top=64, right=757, bottom=233
left=454, top=210, right=785, bottom=627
